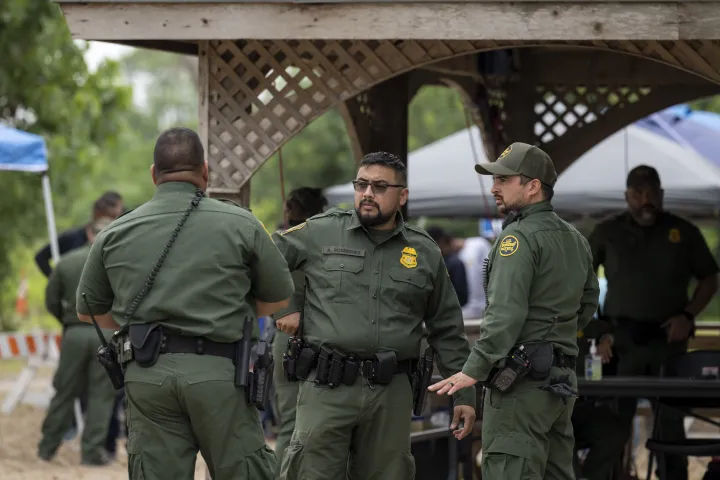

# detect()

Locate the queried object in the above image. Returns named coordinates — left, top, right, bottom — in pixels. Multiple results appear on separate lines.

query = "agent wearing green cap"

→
left=430, top=142, right=600, bottom=479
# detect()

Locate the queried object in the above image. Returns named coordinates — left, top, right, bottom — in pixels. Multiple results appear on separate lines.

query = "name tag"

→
left=322, top=246, right=366, bottom=257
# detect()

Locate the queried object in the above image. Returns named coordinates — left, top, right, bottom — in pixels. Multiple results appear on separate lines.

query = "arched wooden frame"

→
left=198, top=39, right=720, bottom=193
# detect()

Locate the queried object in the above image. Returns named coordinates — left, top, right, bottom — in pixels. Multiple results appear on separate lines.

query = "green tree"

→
left=0, top=0, right=135, bottom=328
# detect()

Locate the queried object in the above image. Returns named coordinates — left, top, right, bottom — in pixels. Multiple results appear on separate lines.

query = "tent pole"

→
left=41, top=173, right=60, bottom=265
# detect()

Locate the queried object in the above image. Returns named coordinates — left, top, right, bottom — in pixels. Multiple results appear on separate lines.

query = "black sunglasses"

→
left=352, top=180, right=405, bottom=194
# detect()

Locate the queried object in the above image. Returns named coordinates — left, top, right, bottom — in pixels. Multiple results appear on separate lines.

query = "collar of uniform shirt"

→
left=502, top=200, right=553, bottom=229
left=152, top=181, right=200, bottom=199
left=346, top=209, right=411, bottom=241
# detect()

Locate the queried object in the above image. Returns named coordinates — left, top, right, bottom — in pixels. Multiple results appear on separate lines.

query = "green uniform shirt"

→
left=462, top=201, right=600, bottom=382
left=272, top=209, right=475, bottom=407
left=76, top=182, right=295, bottom=343
left=46, top=245, right=93, bottom=327
left=589, top=211, right=719, bottom=320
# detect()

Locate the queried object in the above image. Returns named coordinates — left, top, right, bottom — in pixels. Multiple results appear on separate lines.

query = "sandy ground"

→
left=0, top=360, right=715, bottom=479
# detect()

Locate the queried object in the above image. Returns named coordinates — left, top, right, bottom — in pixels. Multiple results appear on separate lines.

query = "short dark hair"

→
left=153, top=127, right=205, bottom=176
left=426, top=226, right=450, bottom=244
left=286, top=187, right=328, bottom=220
left=520, top=175, right=554, bottom=201
left=626, top=165, right=661, bottom=190
left=359, top=151, right=407, bottom=186
left=93, top=191, right=122, bottom=216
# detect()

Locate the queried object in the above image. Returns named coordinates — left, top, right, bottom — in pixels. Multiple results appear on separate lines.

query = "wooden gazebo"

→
left=53, top=0, right=720, bottom=207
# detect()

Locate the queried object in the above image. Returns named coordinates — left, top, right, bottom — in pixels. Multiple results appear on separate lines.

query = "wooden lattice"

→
left=533, top=85, right=652, bottom=144
left=201, top=39, right=720, bottom=190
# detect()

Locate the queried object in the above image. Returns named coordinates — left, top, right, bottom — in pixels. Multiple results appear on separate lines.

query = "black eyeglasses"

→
left=352, top=180, right=405, bottom=194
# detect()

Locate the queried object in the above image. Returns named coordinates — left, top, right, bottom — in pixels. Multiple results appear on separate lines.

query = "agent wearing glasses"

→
left=272, top=151, right=476, bottom=480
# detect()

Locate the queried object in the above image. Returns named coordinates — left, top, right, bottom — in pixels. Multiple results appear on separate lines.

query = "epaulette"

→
left=280, top=222, right=307, bottom=235
left=217, top=198, right=252, bottom=212
left=116, top=208, right=135, bottom=219
left=404, top=223, right=435, bottom=243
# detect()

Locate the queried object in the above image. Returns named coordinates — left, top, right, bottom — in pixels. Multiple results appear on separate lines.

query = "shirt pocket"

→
left=387, top=266, right=428, bottom=314
left=322, top=254, right=365, bottom=303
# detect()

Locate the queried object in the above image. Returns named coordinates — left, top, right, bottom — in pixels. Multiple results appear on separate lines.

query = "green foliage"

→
left=0, top=0, right=136, bottom=328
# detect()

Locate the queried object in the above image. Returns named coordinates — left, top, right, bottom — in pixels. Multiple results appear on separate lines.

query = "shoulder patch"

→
left=499, top=235, right=519, bottom=257
left=281, top=222, right=307, bottom=235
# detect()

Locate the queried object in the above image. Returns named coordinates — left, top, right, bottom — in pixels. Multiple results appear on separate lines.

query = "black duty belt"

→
left=552, top=351, right=576, bottom=370
left=301, top=343, right=416, bottom=387
left=160, top=332, right=236, bottom=361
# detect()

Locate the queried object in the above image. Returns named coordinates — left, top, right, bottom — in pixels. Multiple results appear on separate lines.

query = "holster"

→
left=411, top=346, right=435, bottom=416
left=129, top=323, right=164, bottom=368
left=523, top=342, right=554, bottom=381
left=247, top=340, right=274, bottom=411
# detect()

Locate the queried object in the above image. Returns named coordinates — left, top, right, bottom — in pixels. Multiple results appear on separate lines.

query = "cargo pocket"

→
left=241, top=444, right=277, bottom=480
left=280, top=429, right=308, bottom=480
left=482, top=434, right=540, bottom=480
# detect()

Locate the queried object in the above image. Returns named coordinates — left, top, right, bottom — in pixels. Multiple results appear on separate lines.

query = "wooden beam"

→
left=58, top=2, right=720, bottom=41
left=519, top=48, right=714, bottom=85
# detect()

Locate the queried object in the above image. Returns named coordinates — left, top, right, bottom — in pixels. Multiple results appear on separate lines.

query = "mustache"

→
left=361, top=200, right=379, bottom=208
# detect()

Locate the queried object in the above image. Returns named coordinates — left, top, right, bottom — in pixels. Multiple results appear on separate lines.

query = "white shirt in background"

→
left=458, top=236, right=493, bottom=320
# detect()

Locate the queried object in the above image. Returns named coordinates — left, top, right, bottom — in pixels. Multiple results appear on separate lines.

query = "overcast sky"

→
left=80, top=40, right=136, bottom=72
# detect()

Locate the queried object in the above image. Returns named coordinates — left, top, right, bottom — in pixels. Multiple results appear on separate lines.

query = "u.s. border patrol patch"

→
left=281, top=222, right=306, bottom=235
left=400, top=246, right=418, bottom=268
left=669, top=228, right=681, bottom=243
left=499, top=235, right=519, bottom=257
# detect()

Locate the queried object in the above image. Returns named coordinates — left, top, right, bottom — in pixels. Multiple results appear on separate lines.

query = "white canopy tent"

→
left=324, top=125, right=720, bottom=219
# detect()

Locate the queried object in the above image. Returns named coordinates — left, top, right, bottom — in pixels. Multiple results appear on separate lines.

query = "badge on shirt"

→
left=499, top=235, right=519, bottom=257
left=669, top=228, right=681, bottom=243
left=400, top=246, right=418, bottom=269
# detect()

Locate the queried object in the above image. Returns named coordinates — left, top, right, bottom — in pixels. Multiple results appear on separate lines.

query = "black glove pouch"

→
left=129, top=323, right=163, bottom=368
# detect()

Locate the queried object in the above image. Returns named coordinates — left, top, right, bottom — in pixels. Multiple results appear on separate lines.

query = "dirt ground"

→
left=0, top=360, right=715, bottom=479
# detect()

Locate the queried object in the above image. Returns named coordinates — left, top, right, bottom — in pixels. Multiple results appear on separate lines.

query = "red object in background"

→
left=14, top=270, right=28, bottom=318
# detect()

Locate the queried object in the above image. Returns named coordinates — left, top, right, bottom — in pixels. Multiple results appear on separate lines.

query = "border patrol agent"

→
left=272, top=152, right=476, bottom=480
left=431, top=143, right=600, bottom=480
left=75, top=127, right=295, bottom=480
left=589, top=165, right=719, bottom=480
left=38, top=216, right=116, bottom=465
left=272, top=187, right=328, bottom=472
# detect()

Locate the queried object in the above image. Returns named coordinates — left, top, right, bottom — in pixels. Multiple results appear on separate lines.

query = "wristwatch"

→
left=682, top=310, right=696, bottom=323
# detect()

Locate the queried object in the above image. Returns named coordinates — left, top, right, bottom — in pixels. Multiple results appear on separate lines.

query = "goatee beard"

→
left=356, top=204, right=394, bottom=228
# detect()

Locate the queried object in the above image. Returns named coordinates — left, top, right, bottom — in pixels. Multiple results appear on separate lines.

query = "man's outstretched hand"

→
left=428, top=372, right=478, bottom=396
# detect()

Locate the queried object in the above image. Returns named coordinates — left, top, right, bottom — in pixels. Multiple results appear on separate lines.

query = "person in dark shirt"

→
left=34, top=191, right=124, bottom=277
left=427, top=226, right=469, bottom=306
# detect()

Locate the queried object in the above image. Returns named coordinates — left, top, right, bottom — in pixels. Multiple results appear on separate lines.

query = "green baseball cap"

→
left=474, top=142, right=558, bottom=188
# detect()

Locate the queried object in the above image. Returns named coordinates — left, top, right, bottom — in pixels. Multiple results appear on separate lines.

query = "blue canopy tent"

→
left=0, top=124, right=61, bottom=276
left=638, top=105, right=720, bottom=166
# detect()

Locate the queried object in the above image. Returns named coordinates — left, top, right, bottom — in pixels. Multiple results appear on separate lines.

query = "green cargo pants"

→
left=38, top=324, right=115, bottom=463
left=481, top=366, right=577, bottom=480
left=279, top=370, right=415, bottom=480
left=272, top=330, right=299, bottom=473
left=572, top=401, right=627, bottom=480
left=124, top=353, right=277, bottom=480
left=613, top=328, right=688, bottom=480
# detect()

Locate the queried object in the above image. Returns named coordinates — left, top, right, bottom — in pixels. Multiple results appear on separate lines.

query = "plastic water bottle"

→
left=584, top=339, right=602, bottom=380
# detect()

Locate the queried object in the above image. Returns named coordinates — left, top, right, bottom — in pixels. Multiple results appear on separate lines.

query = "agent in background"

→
left=271, top=186, right=329, bottom=473
left=38, top=216, right=117, bottom=466
left=34, top=191, right=124, bottom=277
left=427, top=226, right=469, bottom=306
